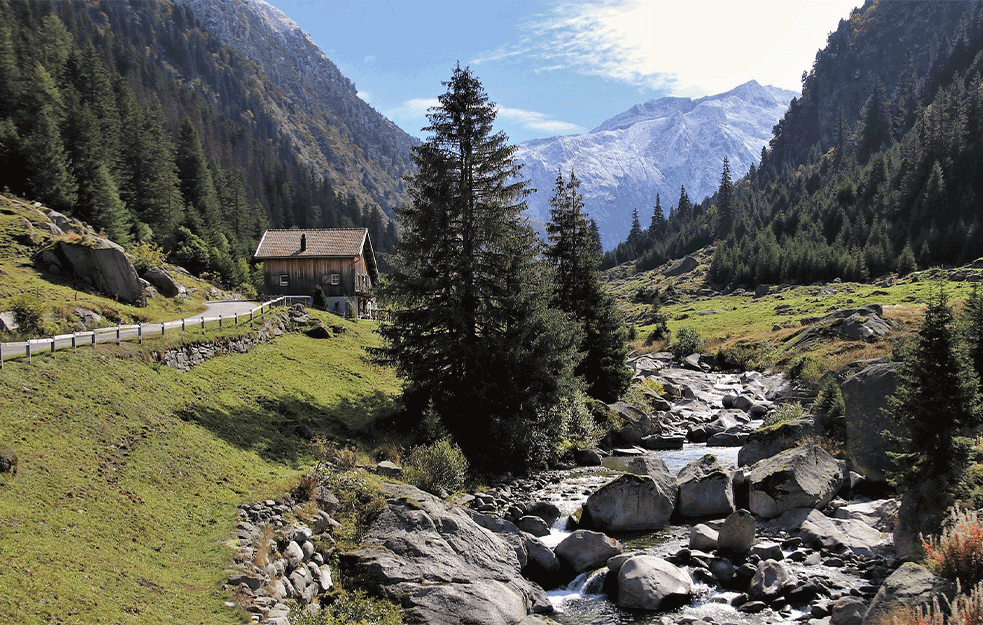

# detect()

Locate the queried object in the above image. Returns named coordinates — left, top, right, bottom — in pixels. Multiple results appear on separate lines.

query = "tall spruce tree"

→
left=379, top=65, right=580, bottom=472
left=887, top=290, right=981, bottom=488
left=716, top=157, right=733, bottom=239
left=545, top=169, right=631, bottom=403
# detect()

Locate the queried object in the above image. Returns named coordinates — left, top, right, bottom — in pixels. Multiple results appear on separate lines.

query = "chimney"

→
left=300, top=233, right=307, bottom=252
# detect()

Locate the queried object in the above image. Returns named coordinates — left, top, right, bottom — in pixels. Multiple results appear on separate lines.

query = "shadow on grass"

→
left=176, top=390, right=399, bottom=466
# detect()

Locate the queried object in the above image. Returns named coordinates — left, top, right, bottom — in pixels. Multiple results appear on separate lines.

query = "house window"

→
left=330, top=273, right=341, bottom=285
left=279, top=274, right=289, bottom=287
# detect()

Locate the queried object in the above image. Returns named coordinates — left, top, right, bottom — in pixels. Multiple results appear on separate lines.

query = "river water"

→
left=531, top=444, right=868, bottom=625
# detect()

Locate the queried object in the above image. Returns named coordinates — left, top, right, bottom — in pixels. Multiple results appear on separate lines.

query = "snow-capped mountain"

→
left=516, top=81, right=797, bottom=248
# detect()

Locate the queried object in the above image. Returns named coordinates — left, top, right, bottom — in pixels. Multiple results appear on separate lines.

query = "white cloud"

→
left=496, top=106, right=584, bottom=135
left=363, top=54, right=376, bottom=64
left=384, top=97, right=441, bottom=122
left=477, top=0, right=862, bottom=96
left=356, top=90, right=371, bottom=102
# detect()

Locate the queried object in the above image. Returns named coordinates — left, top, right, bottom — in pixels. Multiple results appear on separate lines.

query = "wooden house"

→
left=253, top=228, right=378, bottom=318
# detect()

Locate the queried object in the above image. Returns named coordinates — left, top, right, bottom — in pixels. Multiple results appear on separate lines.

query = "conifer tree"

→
left=176, top=118, right=223, bottom=244
left=676, top=185, right=692, bottom=221
left=716, top=157, right=733, bottom=239
left=545, top=170, right=632, bottom=402
left=649, top=194, right=667, bottom=240
left=887, top=290, right=981, bottom=489
left=379, top=65, right=580, bottom=472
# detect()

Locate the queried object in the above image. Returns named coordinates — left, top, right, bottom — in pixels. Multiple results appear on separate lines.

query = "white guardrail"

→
left=0, top=295, right=311, bottom=369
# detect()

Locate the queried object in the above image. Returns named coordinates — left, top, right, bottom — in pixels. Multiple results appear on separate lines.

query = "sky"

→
left=264, top=0, right=865, bottom=144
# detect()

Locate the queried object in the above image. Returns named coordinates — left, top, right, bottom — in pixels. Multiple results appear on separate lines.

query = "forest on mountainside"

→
left=604, top=0, right=983, bottom=287
left=0, top=0, right=396, bottom=290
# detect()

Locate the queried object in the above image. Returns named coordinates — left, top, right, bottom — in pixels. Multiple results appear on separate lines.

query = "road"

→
left=0, top=299, right=281, bottom=363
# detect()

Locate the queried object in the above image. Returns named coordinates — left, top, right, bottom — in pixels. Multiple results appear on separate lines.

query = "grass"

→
left=612, top=251, right=980, bottom=376
left=0, top=195, right=220, bottom=335
left=0, top=311, right=401, bottom=624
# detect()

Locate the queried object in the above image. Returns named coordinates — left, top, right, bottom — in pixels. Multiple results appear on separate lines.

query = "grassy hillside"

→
left=608, top=248, right=983, bottom=380
left=0, top=313, right=400, bottom=624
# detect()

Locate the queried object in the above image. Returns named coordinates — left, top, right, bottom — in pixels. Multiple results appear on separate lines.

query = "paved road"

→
left=0, top=300, right=277, bottom=362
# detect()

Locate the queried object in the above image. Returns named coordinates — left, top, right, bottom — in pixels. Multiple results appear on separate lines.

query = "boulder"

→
left=640, top=434, right=685, bottom=450
left=894, top=475, right=952, bottom=561
left=582, top=472, right=676, bottom=532
left=841, top=363, right=905, bottom=482
left=738, top=416, right=816, bottom=467
left=832, top=596, right=867, bottom=625
left=573, top=448, right=602, bottom=466
left=663, top=255, right=698, bottom=277
left=748, top=559, right=790, bottom=601
left=517, top=516, right=550, bottom=538
left=689, top=524, right=718, bottom=552
left=862, top=563, right=956, bottom=625
left=833, top=499, right=900, bottom=532
left=607, top=402, right=660, bottom=445
left=554, top=530, right=622, bottom=574
left=717, top=509, right=755, bottom=556
left=343, top=483, right=552, bottom=625
left=747, top=444, right=845, bottom=519
left=676, top=454, right=735, bottom=519
left=525, top=502, right=561, bottom=528
left=625, top=456, right=673, bottom=481
left=839, top=313, right=891, bottom=342
left=142, top=267, right=185, bottom=298
left=616, top=555, right=692, bottom=611
left=0, top=311, right=17, bottom=332
left=773, top=508, right=885, bottom=555
left=40, top=237, right=143, bottom=304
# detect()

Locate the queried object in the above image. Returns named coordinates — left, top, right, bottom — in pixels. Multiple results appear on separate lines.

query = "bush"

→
left=128, top=240, right=166, bottom=273
left=763, top=402, right=804, bottom=427
left=405, top=438, right=468, bottom=495
left=670, top=327, right=704, bottom=358
left=644, top=311, right=671, bottom=346
left=814, top=377, right=845, bottom=428
left=313, top=285, right=328, bottom=310
left=10, top=293, right=45, bottom=336
left=924, top=507, right=983, bottom=588
left=292, top=591, right=402, bottom=625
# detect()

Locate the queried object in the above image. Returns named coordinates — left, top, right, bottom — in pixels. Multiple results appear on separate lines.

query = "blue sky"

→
left=265, top=0, right=864, bottom=144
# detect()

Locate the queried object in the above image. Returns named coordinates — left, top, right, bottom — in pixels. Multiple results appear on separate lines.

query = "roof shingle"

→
left=253, top=228, right=368, bottom=259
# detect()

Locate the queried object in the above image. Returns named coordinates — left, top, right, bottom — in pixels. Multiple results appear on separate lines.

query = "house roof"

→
left=253, top=228, right=370, bottom=259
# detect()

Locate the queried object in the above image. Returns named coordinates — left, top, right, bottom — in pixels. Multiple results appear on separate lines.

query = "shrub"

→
left=10, top=293, right=45, bottom=336
left=670, top=327, right=704, bottom=358
left=292, top=591, right=402, bottom=625
left=295, top=473, right=318, bottom=501
left=814, top=377, right=846, bottom=429
left=764, top=402, right=804, bottom=427
left=644, top=311, right=671, bottom=346
left=129, top=241, right=166, bottom=273
left=313, top=286, right=328, bottom=310
left=924, top=507, right=983, bottom=588
left=405, top=438, right=468, bottom=495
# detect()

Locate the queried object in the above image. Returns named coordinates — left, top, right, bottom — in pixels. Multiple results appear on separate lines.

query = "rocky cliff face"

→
left=516, top=81, right=796, bottom=248
left=175, top=0, right=416, bottom=215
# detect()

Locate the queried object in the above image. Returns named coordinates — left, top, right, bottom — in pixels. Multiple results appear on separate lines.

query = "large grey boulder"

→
left=717, top=509, right=755, bottom=556
left=772, top=508, right=885, bottom=555
left=582, top=472, right=677, bottom=532
left=607, top=402, right=660, bottom=445
left=738, top=416, right=816, bottom=467
left=41, top=237, right=143, bottom=304
left=663, top=255, right=698, bottom=277
left=676, top=454, right=735, bottom=519
left=862, top=563, right=956, bottom=625
left=555, top=530, right=622, bottom=574
left=748, top=444, right=845, bottom=519
left=748, top=559, right=791, bottom=601
left=616, top=555, right=692, bottom=611
left=833, top=499, right=899, bottom=532
left=343, top=483, right=552, bottom=625
left=142, top=267, right=186, bottom=298
left=841, top=363, right=905, bottom=482
left=626, top=457, right=673, bottom=481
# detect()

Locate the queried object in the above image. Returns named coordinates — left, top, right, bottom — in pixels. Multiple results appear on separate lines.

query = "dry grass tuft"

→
left=924, top=508, right=983, bottom=588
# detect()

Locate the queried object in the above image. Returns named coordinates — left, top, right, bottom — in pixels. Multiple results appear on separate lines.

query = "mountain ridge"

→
left=516, top=80, right=797, bottom=248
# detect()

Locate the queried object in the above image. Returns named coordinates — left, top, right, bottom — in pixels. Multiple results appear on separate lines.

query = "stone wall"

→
left=153, top=313, right=289, bottom=372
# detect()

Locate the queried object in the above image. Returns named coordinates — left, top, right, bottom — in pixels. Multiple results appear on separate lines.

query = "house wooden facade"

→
left=253, top=228, right=378, bottom=317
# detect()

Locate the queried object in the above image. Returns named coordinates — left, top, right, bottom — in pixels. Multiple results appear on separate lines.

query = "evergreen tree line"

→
left=0, top=0, right=396, bottom=289
left=379, top=67, right=630, bottom=473
left=604, top=1, right=983, bottom=287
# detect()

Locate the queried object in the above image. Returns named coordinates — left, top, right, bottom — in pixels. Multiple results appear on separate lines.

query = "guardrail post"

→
left=91, top=331, right=96, bottom=346
left=201, top=317, right=205, bottom=332
left=182, top=318, right=186, bottom=332
left=26, top=341, right=31, bottom=364
left=117, top=325, right=121, bottom=346
left=161, top=322, right=165, bottom=337
left=72, top=333, right=77, bottom=353
left=50, top=337, right=55, bottom=356
left=219, top=315, right=223, bottom=329
left=138, top=324, right=143, bottom=345
left=234, top=312, right=238, bottom=326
